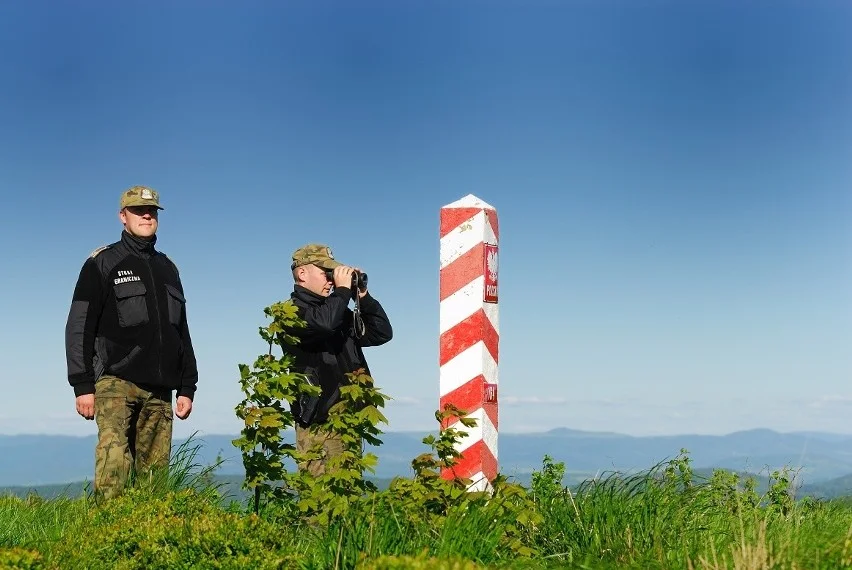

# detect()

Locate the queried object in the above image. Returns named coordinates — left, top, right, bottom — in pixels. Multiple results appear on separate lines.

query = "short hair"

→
left=292, top=264, right=314, bottom=283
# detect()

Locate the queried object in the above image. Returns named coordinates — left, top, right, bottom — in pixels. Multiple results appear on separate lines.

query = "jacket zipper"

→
left=145, top=256, right=163, bottom=384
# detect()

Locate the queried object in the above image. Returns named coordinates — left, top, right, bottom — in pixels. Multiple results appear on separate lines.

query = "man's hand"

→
left=332, top=265, right=355, bottom=289
left=175, top=396, right=193, bottom=420
left=353, top=266, right=367, bottom=297
left=76, top=394, right=95, bottom=420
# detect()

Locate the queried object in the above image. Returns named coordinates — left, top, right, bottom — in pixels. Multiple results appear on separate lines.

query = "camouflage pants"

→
left=94, top=375, right=173, bottom=499
left=295, top=424, right=346, bottom=477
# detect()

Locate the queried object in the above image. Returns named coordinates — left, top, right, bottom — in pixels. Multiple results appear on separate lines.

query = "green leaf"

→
left=258, top=414, right=282, bottom=428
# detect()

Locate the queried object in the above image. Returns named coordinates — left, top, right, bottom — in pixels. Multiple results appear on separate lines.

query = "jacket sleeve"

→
left=65, top=259, right=104, bottom=397
left=176, top=279, right=199, bottom=400
left=293, top=287, right=353, bottom=343
left=357, top=292, right=393, bottom=347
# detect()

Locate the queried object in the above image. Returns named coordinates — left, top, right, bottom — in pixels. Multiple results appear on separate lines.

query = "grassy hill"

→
left=3, top=450, right=852, bottom=569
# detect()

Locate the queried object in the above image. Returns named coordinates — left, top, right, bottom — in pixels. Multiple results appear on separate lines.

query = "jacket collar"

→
left=292, top=285, right=326, bottom=305
left=120, top=230, right=157, bottom=257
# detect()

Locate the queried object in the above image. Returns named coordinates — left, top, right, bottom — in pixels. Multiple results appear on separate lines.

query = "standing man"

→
left=65, top=186, right=198, bottom=499
left=286, top=244, right=393, bottom=476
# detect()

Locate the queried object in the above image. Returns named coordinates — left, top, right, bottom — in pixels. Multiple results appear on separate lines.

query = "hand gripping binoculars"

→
left=325, top=269, right=368, bottom=291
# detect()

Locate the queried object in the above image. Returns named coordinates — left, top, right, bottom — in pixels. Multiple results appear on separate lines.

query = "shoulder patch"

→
left=89, top=245, right=111, bottom=258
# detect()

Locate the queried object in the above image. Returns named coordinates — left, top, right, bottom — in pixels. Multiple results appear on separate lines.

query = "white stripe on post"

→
left=439, top=194, right=499, bottom=492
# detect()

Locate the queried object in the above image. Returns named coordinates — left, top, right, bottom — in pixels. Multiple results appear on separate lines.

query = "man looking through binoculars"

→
left=285, top=243, right=393, bottom=476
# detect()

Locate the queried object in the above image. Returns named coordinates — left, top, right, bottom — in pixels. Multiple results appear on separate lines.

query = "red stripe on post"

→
left=439, top=375, right=487, bottom=419
left=440, top=400, right=499, bottom=434
left=439, top=243, right=485, bottom=301
left=440, top=208, right=482, bottom=238
left=440, top=440, right=498, bottom=483
left=439, top=310, right=498, bottom=366
left=485, top=209, right=500, bottom=241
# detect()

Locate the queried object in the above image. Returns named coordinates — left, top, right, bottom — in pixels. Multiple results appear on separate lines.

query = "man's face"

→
left=119, top=206, right=159, bottom=238
left=298, top=264, right=333, bottom=297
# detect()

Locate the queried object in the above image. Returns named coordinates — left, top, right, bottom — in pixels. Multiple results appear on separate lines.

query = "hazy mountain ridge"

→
left=3, top=428, right=851, bottom=492
left=4, top=470, right=851, bottom=502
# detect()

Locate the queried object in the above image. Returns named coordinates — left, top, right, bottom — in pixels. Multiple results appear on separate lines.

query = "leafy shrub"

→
left=49, top=488, right=304, bottom=570
left=0, top=548, right=45, bottom=570
left=356, top=552, right=483, bottom=569
left=233, top=299, right=390, bottom=525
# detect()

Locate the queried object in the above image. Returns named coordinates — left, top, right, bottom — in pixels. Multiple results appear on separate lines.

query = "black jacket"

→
left=64, top=231, right=198, bottom=399
left=286, top=284, right=392, bottom=426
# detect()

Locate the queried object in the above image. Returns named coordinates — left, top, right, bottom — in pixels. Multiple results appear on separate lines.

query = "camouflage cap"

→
left=120, top=185, right=164, bottom=210
left=291, top=243, right=343, bottom=270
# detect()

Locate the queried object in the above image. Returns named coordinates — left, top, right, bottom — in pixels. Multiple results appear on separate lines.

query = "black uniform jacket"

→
left=64, top=231, right=198, bottom=399
left=286, top=284, right=392, bottom=425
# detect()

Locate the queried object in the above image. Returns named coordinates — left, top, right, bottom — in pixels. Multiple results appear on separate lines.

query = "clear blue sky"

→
left=0, top=0, right=849, bottom=438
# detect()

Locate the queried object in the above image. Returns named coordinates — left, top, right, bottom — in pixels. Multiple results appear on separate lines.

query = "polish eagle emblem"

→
left=486, top=248, right=498, bottom=283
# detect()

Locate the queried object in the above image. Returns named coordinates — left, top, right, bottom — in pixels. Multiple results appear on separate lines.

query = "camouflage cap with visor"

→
left=120, top=185, right=164, bottom=210
left=291, top=243, right=344, bottom=270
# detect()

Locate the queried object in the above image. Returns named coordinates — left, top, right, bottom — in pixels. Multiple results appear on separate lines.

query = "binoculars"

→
left=325, top=269, right=368, bottom=291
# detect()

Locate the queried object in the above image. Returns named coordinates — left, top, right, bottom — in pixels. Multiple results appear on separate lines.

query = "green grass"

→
left=1, top=447, right=851, bottom=569
left=0, top=494, right=89, bottom=550
left=531, top=471, right=852, bottom=568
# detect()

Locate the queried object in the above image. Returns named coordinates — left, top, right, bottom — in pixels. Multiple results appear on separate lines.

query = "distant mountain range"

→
left=2, top=428, right=852, bottom=498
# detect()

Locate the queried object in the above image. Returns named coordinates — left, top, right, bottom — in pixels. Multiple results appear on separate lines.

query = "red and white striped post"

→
left=439, top=194, right=499, bottom=491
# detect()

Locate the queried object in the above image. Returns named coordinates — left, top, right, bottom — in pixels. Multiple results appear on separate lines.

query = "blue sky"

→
left=0, top=0, right=849, bottom=439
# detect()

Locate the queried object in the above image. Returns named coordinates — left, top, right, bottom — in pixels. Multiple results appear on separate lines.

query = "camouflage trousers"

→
left=94, top=375, right=173, bottom=499
left=295, top=424, right=346, bottom=477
